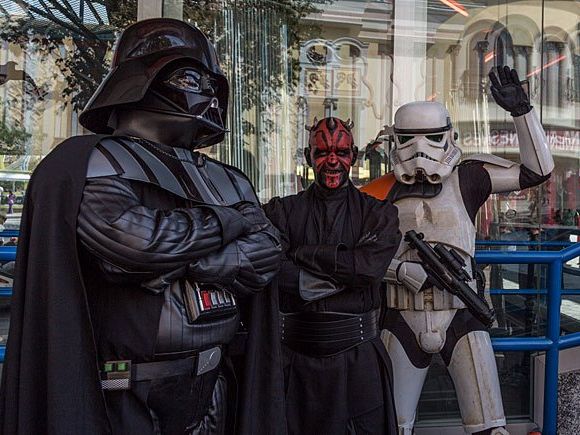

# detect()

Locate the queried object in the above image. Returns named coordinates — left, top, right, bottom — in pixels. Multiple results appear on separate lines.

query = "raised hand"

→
left=488, top=65, right=532, bottom=117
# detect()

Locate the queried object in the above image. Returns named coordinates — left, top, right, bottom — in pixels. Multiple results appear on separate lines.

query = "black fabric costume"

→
left=1, top=16, right=287, bottom=435
left=0, top=136, right=285, bottom=435
left=264, top=182, right=401, bottom=435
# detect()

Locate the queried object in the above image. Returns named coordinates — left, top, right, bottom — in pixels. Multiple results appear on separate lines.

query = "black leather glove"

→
left=188, top=230, right=281, bottom=297
left=233, top=201, right=271, bottom=233
left=421, top=270, right=443, bottom=292
left=292, top=244, right=346, bottom=279
left=489, top=66, right=532, bottom=117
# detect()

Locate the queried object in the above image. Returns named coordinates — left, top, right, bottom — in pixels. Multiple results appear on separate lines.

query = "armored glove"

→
left=489, top=66, right=532, bottom=117
left=234, top=201, right=272, bottom=233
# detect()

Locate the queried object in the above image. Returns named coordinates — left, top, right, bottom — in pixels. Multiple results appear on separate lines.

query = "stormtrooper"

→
left=0, top=18, right=281, bottom=435
left=362, top=66, right=553, bottom=435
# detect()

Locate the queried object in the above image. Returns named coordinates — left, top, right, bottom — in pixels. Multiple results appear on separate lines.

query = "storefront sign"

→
left=462, top=130, right=580, bottom=155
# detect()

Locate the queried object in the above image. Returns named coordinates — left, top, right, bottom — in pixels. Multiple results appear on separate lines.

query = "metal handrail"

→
left=477, top=240, right=573, bottom=247
left=0, top=236, right=579, bottom=434
left=0, top=230, right=18, bottom=368
left=476, top=242, right=580, bottom=435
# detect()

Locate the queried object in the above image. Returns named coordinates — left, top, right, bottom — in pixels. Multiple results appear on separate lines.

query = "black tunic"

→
left=264, top=182, right=401, bottom=435
left=78, top=176, right=234, bottom=435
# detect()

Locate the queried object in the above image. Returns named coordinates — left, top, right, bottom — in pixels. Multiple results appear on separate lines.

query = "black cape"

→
left=0, top=135, right=284, bottom=435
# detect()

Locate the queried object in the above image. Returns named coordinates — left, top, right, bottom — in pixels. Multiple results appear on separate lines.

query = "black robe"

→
left=0, top=135, right=284, bottom=435
left=264, top=182, right=401, bottom=435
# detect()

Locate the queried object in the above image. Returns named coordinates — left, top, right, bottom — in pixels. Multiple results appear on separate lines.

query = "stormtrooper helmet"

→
left=390, top=101, right=461, bottom=184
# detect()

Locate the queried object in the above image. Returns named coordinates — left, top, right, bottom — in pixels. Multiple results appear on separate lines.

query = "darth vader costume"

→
left=263, top=117, right=401, bottom=435
left=0, top=19, right=284, bottom=435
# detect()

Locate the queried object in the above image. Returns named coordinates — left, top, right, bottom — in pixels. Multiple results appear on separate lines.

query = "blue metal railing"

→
left=0, top=229, right=18, bottom=368
left=477, top=240, right=573, bottom=247
left=476, top=241, right=580, bottom=435
left=0, top=235, right=579, bottom=434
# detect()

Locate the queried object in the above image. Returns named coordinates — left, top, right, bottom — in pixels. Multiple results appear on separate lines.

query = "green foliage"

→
left=1, top=0, right=327, bottom=112
left=0, top=120, right=30, bottom=155
left=0, top=0, right=137, bottom=111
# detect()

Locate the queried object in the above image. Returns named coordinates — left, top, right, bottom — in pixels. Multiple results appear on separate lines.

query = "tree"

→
left=0, top=0, right=326, bottom=112
left=0, top=119, right=30, bottom=156
left=0, top=0, right=136, bottom=111
left=0, top=0, right=330, bottom=191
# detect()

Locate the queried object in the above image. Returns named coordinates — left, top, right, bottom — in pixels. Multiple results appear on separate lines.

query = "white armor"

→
left=388, top=169, right=476, bottom=311
left=383, top=101, right=553, bottom=434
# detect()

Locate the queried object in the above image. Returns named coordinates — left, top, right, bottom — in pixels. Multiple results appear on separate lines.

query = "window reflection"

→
left=0, top=0, right=579, bottom=428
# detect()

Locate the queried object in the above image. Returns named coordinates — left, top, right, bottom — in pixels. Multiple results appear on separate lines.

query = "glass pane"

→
left=0, top=0, right=135, bottom=218
left=181, top=0, right=392, bottom=200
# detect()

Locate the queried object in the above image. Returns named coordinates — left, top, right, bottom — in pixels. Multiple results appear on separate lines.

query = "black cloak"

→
left=0, top=135, right=285, bottom=435
left=264, top=182, right=400, bottom=435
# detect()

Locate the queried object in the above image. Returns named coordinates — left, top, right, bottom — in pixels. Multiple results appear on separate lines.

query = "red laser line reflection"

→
left=527, top=55, right=566, bottom=77
left=484, top=51, right=495, bottom=63
left=439, top=0, right=469, bottom=17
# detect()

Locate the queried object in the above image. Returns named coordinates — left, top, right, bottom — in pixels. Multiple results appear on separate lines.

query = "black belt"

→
left=100, top=346, right=222, bottom=391
left=281, top=310, right=380, bottom=357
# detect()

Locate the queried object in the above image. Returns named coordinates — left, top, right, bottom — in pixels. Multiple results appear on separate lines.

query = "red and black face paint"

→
left=306, top=117, right=357, bottom=189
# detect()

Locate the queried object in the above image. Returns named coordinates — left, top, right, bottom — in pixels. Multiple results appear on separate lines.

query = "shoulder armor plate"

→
left=86, top=137, right=258, bottom=205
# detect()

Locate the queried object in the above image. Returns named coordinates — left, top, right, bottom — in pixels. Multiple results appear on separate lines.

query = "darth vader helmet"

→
left=79, top=18, right=228, bottom=148
left=390, top=101, right=461, bottom=184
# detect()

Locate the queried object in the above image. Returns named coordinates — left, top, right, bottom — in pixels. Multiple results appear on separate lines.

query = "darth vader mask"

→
left=79, top=18, right=229, bottom=149
left=139, top=59, right=226, bottom=148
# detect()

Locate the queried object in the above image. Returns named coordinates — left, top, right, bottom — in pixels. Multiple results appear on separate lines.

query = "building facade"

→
left=0, top=0, right=579, bottom=432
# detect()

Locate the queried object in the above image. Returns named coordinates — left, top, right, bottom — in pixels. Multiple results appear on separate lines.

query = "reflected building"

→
left=1, top=0, right=580, bottom=431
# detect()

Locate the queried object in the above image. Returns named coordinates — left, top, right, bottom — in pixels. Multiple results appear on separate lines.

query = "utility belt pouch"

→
left=181, top=280, right=237, bottom=323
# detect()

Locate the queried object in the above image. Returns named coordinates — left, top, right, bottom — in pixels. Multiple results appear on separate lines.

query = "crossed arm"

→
left=77, top=176, right=281, bottom=297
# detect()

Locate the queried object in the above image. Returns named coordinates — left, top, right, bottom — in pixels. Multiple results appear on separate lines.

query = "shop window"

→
left=0, top=0, right=579, bottom=429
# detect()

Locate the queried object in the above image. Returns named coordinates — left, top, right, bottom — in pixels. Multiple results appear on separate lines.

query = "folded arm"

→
left=77, top=176, right=281, bottom=295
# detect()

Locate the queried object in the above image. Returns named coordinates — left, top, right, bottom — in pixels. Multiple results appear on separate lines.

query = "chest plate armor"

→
left=87, top=136, right=257, bottom=356
left=388, top=170, right=477, bottom=310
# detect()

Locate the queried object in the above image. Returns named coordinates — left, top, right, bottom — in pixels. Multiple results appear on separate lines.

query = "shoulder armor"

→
left=360, top=173, right=397, bottom=201
left=204, top=156, right=258, bottom=203
left=87, top=137, right=189, bottom=199
left=86, top=140, right=122, bottom=179
left=462, top=153, right=516, bottom=168
left=86, top=137, right=258, bottom=205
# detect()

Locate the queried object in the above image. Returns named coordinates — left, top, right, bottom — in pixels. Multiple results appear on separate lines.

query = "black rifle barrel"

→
left=434, top=244, right=471, bottom=282
left=404, top=230, right=495, bottom=328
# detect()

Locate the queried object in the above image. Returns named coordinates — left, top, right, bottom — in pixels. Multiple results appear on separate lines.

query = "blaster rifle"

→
left=404, top=230, right=495, bottom=328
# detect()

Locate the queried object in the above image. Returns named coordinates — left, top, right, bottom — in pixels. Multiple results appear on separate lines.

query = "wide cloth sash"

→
left=280, top=309, right=380, bottom=357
